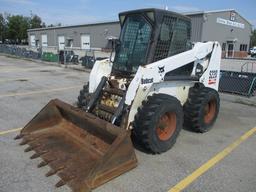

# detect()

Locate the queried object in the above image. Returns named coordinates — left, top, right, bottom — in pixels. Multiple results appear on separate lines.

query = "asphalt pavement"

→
left=0, top=55, right=255, bottom=192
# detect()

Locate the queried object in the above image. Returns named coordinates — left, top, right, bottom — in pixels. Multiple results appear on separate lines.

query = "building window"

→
left=222, top=43, right=226, bottom=51
left=41, top=34, right=48, bottom=47
left=35, top=40, right=40, bottom=47
left=67, top=39, right=73, bottom=48
left=30, top=35, right=36, bottom=47
left=81, top=35, right=90, bottom=50
left=240, top=44, right=248, bottom=51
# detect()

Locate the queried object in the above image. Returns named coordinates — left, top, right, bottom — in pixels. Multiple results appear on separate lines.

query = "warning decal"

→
left=209, top=70, right=218, bottom=85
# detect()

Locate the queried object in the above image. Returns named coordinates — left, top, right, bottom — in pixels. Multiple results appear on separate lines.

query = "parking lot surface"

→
left=0, top=55, right=255, bottom=192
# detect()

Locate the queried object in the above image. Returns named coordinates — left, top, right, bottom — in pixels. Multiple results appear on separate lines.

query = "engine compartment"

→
left=91, top=76, right=131, bottom=124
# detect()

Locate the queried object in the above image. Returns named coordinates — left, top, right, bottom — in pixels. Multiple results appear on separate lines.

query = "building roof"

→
left=27, top=21, right=119, bottom=32
left=184, top=9, right=235, bottom=15
left=27, top=9, right=252, bottom=32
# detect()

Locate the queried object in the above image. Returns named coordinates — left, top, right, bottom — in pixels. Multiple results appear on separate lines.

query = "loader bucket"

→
left=15, top=99, right=137, bottom=192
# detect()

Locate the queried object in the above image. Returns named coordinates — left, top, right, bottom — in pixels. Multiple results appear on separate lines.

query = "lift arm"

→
left=125, top=41, right=222, bottom=105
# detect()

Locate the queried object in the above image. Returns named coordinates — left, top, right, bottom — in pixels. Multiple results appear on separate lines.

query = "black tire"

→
left=133, top=94, right=183, bottom=154
left=77, top=83, right=91, bottom=108
left=184, top=86, right=220, bottom=133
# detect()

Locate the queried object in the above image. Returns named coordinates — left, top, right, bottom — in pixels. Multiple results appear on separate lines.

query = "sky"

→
left=0, top=0, right=255, bottom=27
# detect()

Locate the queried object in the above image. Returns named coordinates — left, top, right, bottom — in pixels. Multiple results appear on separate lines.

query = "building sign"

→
left=230, top=12, right=236, bottom=21
left=216, top=17, right=244, bottom=29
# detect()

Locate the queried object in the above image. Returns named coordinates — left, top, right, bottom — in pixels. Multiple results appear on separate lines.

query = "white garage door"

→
left=41, top=34, right=48, bottom=47
left=58, top=36, right=65, bottom=50
left=30, top=35, right=36, bottom=47
left=81, top=34, right=90, bottom=50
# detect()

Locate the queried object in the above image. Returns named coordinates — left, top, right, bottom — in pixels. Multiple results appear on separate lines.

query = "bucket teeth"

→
left=55, top=180, right=66, bottom=188
left=38, top=158, right=56, bottom=168
left=46, top=165, right=65, bottom=177
left=24, top=146, right=34, bottom=152
left=38, top=161, right=48, bottom=168
left=14, top=134, right=23, bottom=140
left=30, top=150, right=48, bottom=159
left=19, top=135, right=36, bottom=145
left=19, top=139, right=28, bottom=145
left=30, top=153, right=40, bottom=159
left=55, top=174, right=75, bottom=188
left=46, top=169, right=57, bottom=177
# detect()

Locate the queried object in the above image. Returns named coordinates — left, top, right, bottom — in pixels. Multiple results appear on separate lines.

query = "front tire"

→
left=133, top=94, right=183, bottom=154
left=77, top=83, right=91, bottom=109
left=184, top=86, right=220, bottom=133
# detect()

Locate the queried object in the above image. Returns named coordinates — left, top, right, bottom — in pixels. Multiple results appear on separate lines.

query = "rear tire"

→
left=77, top=83, right=91, bottom=108
left=184, top=86, right=220, bottom=133
left=133, top=94, right=183, bottom=154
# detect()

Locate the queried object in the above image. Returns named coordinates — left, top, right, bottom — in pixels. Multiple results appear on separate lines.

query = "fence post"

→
left=248, top=77, right=256, bottom=96
left=64, top=48, right=67, bottom=68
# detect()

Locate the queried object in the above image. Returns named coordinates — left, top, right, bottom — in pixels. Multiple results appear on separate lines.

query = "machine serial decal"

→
left=208, top=70, right=218, bottom=85
left=141, top=78, right=154, bottom=84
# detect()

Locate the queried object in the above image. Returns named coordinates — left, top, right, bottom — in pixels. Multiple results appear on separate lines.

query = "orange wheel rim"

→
left=156, top=112, right=176, bottom=141
left=204, top=98, right=217, bottom=124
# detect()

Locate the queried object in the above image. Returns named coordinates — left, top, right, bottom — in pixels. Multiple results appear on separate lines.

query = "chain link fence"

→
left=219, top=61, right=256, bottom=97
left=241, top=61, right=256, bottom=73
left=0, top=44, right=110, bottom=68
left=0, top=44, right=41, bottom=59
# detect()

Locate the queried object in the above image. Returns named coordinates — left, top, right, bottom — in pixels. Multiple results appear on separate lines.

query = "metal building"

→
left=27, top=21, right=120, bottom=51
left=186, top=9, right=252, bottom=58
left=27, top=9, right=252, bottom=58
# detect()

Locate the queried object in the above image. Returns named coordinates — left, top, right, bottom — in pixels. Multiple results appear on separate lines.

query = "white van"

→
left=249, top=47, right=256, bottom=57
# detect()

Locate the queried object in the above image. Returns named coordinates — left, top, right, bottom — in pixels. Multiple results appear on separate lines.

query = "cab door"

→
left=58, top=36, right=65, bottom=50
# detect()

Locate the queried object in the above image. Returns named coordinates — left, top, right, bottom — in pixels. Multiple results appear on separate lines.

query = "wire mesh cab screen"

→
left=113, top=15, right=152, bottom=73
left=154, top=15, right=191, bottom=62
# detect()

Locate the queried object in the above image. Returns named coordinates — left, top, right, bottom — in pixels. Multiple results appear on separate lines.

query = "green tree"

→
left=41, top=22, right=46, bottom=28
left=251, top=29, right=256, bottom=47
left=30, top=15, right=43, bottom=29
left=47, top=23, right=62, bottom=27
left=0, top=13, right=7, bottom=42
left=7, top=15, right=30, bottom=43
left=1, top=13, right=45, bottom=44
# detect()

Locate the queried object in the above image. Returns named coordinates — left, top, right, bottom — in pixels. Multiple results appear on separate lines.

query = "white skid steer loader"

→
left=16, top=8, right=221, bottom=192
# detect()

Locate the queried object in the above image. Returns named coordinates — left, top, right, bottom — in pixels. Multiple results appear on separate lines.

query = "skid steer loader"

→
left=15, top=8, right=221, bottom=192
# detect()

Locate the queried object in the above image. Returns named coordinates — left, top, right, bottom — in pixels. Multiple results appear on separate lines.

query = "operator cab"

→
left=112, top=8, right=192, bottom=74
